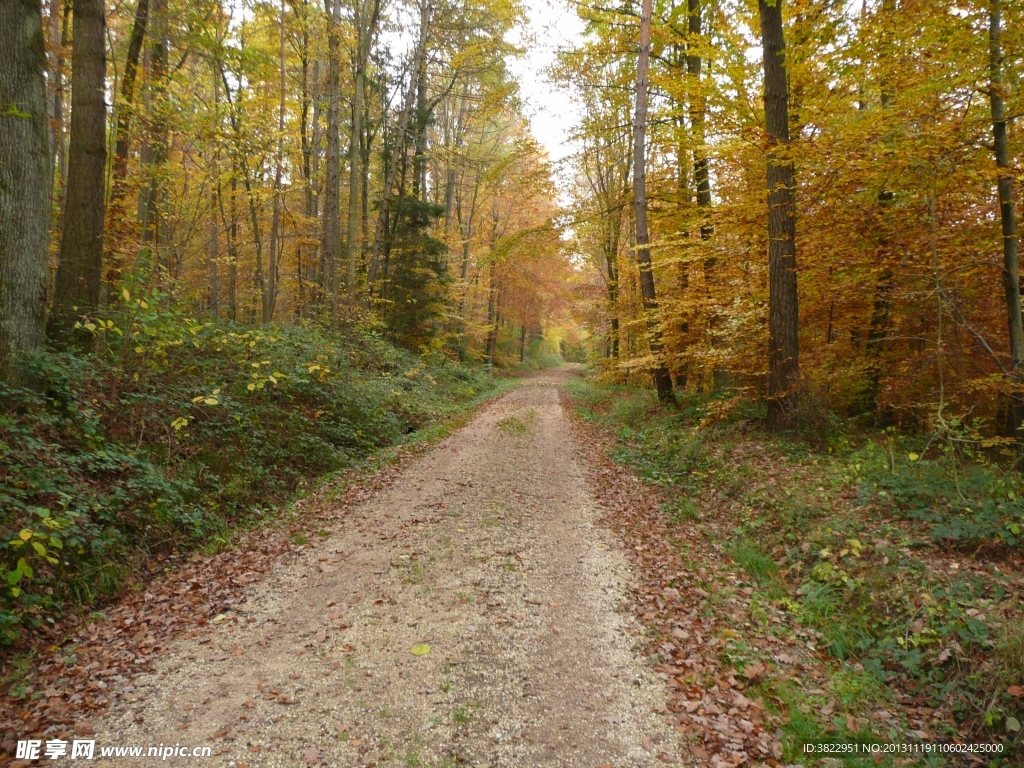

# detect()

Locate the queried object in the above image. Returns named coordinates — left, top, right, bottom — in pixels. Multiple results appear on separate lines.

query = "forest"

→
left=2, top=0, right=1024, bottom=763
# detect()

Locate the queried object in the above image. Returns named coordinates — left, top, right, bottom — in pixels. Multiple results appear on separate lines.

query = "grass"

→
left=567, top=374, right=1024, bottom=763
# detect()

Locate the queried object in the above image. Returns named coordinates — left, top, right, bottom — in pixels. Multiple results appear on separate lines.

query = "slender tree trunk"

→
left=345, top=0, right=379, bottom=297
left=989, top=0, right=1024, bottom=441
left=53, top=0, right=71, bottom=216
left=863, top=0, right=896, bottom=415
left=0, top=0, right=52, bottom=385
left=368, top=1, right=429, bottom=289
left=321, top=0, right=342, bottom=311
left=140, top=0, right=167, bottom=277
left=519, top=322, right=526, bottom=363
left=633, top=0, right=674, bottom=402
left=48, top=0, right=107, bottom=346
left=265, top=0, right=286, bottom=324
left=346, top=55, right=364, bottom=296
left=760, top=0, right=799, bottom=428
left=486, top=260, right=498, bottom=366
left=107, top=0, right=148, bottom=282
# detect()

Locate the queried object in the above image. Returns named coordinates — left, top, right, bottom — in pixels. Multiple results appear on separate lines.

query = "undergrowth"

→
left=0, top=288, right=503, bottom=647
left=568, top=376, right=1024, bottom=764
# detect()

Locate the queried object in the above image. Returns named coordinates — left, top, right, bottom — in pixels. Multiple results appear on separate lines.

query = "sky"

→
left=505, top=0, right=586, bottom=173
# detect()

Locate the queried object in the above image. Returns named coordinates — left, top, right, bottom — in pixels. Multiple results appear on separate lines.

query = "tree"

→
left=988, top=0, right=1024, bottom=441
left=760, top=0, right=798, bottom=428
left=633, top=0, right=674, bottom=402
left=0, top=0, right=52, bottom=384
left=48, top=0, right=107, bottom=345
left=345, top=0, right=382, bottom=296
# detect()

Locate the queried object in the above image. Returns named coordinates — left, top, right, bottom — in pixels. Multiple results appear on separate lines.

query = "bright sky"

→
left=506, top=0, right=585, bottom=174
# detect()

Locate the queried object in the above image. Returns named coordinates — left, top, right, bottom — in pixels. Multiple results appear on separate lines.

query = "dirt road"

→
left=94, top=370, right=679, bottom=766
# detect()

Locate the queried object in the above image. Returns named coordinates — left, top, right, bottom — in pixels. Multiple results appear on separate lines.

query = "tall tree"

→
left=107, top=0, right=149, bottom=283
left=265, top=0, right=287, bottom=323
left=989, top=0, right=1024, bottom=440
left=48, top=0, right=107, bottom=345
left=321, top=0, right=342, bottom=310
left=345, top=0, right=381, bottom=296
left=0, top=0, right=52, bottom=384
left=760, top=0, right=798, bottom=428
left=633, top=0, right=674, bottom=402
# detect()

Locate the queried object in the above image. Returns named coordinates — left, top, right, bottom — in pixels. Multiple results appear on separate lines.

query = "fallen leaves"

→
left=0, top=449, right=422, bottom=759
left=410, top=643, right=431, bottom=657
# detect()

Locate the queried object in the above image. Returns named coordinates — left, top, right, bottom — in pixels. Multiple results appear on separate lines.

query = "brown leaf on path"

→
left=302, top=745, right=320, bottom=765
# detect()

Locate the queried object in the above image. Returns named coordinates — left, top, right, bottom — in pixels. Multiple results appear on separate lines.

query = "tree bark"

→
left=367, top=0, right=430, bottom=290
left=321, top=0, right=342, bottom=311
left=48, top=0, right=106, bottom=346
left=633, top=0, right=674, bottom=402
left=760, top=0, right=799, bottom=428
left=0, top=0, right=51, bottom=384
left=265, top=0, right=286, bottom=324
left=106, top=0, right=148, bottom=283
left=345, top=0, right=381, bottom=297
left=989, top=0, right=1024, bottom=441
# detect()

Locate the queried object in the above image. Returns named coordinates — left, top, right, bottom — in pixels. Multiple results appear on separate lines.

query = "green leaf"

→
left=410, top=643, right=431, bottom=657
left=31, top=541, right=46, bottom=557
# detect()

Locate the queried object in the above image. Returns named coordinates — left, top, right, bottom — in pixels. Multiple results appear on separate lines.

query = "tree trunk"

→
left=633, top=0, right=674, bottom=402
left=140, top=0, right=167, bottom=276
left=990, top=0, right=1024, bottom=441
left=345, top=0, right=380, bottom=297
left=519, top=322, right=526, bottom=363
left=321, top=0, right=342, bottom=311
left=367, top=0, right=430, bottom=290
left=486, top=260, right=498, bottom=367
left=265, top=0, right=286, bottom=324
left=48, top=0, right=106, bottom=346
left=0, top=0, right=51, bottom=384
left=760, top=0, right=799, bottom=428
left=107, top=0, right=148, bottom=283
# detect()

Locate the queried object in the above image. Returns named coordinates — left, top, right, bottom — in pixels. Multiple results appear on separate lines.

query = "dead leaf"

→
left=1009, top=685, right=1024, bottom=698
left=302, top=745, right=320, bottom=765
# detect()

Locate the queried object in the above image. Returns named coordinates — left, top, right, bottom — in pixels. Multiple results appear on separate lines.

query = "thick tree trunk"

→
left=321, top=0, right=342, bottom=311
left=760, top=0, right=799, bottom=428
left=0, top=0, right=52, bottom=385
left=990, top=0, right=1024, bottom=441
left=48, top=0, right=107, bottom=346
left=633, top=0, right=674, bottom=402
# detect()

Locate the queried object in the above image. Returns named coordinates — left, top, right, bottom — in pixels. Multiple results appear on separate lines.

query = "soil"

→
left=90, top=369, right=682, bottom=767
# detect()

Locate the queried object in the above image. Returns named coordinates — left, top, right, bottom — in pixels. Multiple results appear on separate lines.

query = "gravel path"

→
left=94, top=370, right=679, bottom=767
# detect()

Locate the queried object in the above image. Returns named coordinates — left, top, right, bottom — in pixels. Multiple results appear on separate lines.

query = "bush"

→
left=0, top=291, right=497, bottom=645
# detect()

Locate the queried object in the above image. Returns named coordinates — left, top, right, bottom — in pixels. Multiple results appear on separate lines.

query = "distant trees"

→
left=0, top=0, right=570, bottom=387
left=562, top=0, right=1024, bottom=433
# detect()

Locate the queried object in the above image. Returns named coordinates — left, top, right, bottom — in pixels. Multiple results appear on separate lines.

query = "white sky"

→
left=505, top=0, right=585, bottom=173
